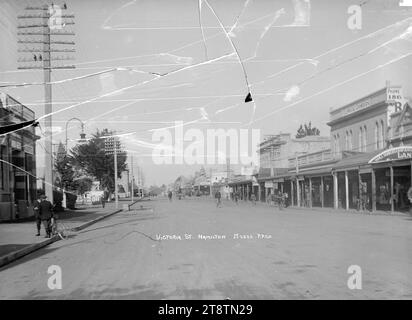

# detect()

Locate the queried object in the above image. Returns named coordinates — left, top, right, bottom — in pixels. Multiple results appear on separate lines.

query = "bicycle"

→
left=51, top=217, right=74, bottom=240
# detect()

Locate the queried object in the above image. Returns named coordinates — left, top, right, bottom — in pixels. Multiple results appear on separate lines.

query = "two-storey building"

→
left=288, top=84, right=412, bottom=213
left=256, top=133, right=330, bottom=202
left=0, top=93, right=38, bottom=220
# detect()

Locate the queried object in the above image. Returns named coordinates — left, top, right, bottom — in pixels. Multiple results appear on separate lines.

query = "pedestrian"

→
left=284, top=192, right=289, bottom=208
left=168, top=190, right=173, bottom=202
left=33, top=196, right=42, bottom=236
left=101, top=189, right=108, bottom=208
left=38, top=194, right=54, bottom=238
left=250, top=193, right=256, bottom=205
left=407, top=186, right=412, bottom=214
left=215, top=190, right=222, bottom=208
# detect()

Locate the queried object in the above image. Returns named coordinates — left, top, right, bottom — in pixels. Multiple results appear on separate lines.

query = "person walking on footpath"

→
left=215, top=190, right=222, bottom=208
left=39, top=194, right=54, bottom=238
left=168, top=190, right=173, bottom=202
left=33, top=195, right=42, bottom=236
left=101, top=188, right=108, bottom=208
left=250, top=192, right=256, bottom=205
left=408, top=185, right=412, bottom=214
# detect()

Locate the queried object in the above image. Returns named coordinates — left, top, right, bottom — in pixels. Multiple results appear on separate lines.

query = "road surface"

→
left=1, top=197, right=411, bottom=299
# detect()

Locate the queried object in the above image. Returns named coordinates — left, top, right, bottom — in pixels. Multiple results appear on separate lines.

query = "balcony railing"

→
left=288, top=149, right=335, bottom=169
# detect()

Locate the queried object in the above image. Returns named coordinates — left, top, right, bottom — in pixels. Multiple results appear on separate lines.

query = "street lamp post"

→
left=65, top=117, right=86, bottom=152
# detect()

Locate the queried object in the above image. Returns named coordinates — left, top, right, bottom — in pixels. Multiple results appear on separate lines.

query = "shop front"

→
left=331, top=146, right=412, bottom=213
left=368, top=146, right=412, bottom=212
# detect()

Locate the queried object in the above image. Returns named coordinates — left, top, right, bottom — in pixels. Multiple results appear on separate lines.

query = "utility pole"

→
left=114, top=141, right=118, bottom=209
left=104, top=136, right=123, bottom=209
left=17, top=4, right=75, bottom=204
left=131, top=155, right=134, bottom=202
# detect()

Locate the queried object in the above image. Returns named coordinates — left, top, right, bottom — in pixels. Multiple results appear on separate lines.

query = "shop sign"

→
left=265, top=181, right=273, bottom=188
left=252, top=176, right=259, bottom=186
left=387, top=86, right=408, bottom=125
left=368, top=146, right=412, bottom=164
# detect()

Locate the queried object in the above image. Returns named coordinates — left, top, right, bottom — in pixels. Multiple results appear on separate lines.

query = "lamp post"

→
left=65, top=117, right=86, bottom=152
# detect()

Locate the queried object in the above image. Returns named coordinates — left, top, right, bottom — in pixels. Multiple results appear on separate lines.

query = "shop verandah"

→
left=288, top=148, right=412, bottom=213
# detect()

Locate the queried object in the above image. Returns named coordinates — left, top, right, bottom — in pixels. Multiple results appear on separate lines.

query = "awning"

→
left=296, top=167, right=333, bottom=177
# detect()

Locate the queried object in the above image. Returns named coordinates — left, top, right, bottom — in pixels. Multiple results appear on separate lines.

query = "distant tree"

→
left=148, top=185, right=162, bottom=196
left=296, top=121, right=320, bottom=138
left=70, top=128, right=127, bottom=194
left=73, top=177, right=93, bottom=195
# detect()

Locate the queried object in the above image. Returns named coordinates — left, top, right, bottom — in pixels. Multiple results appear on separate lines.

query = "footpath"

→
left=0, top=202, right=126, bottom=268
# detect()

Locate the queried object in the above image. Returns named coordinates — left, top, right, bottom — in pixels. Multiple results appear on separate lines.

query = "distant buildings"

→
left=0, top=93, right=38, bottom=220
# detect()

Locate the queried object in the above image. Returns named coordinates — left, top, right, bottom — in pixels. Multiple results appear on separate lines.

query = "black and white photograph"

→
left=0, top=0, right=412, bottom=302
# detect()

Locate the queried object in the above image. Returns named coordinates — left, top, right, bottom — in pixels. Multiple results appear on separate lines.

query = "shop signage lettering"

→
left=368, top=146, right=412, bottom=164
left=338, top=99, right=371, bottom=118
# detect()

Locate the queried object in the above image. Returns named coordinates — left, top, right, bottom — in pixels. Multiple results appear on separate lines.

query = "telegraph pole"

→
left=104, top=136, right=123, bottom=209
left=17, top=4, right=75, bottom=204
left=131, top=155, right=134, bottom=202
left=114, top=141, right=118, bottom=209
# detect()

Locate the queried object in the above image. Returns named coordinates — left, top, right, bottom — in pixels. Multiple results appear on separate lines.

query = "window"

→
left=363, top=126, right=367, bottom=152
left=349, top=130, right=353, bottom=151
left=336, top=134, right=340, bottom=154
left=345, top=131, right=349, bottom=151
left=380, top=120, right=385, bottom=148
left=359, top=127, right=363, bottom=152
left=375, top=122, right=379, bottom=150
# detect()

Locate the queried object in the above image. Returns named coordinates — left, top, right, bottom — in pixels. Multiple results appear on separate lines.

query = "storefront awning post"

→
left=390, top=165, right=394, bottom=213
left=371, top=169, right=377, bottom=211
left=345, top=171, right=349, bottom=211
left=320, top=176, right=324, bottom=208
left=333, top=172, right=338, bottom=209
left=309, top=177, right=313, bottom=208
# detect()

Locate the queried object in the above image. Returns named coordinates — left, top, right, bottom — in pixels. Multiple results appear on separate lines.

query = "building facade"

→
left=287, top=85, right=412, bottom=213
left=256, top=133, right=330, bottom=202
left=0, top=93, right=38, bottom=220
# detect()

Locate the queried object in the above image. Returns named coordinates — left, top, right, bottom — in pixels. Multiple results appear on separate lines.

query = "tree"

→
left=148, top=185, right=162, bottom=196
left=73, top=177, right=93, bottom=195
left=70, top=128, right=127, bottom=193
left=296, top=121, right=320, bottom=138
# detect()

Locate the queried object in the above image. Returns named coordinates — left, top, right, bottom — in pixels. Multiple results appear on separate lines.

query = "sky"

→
left=1, top=0, right=412, bottom=186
